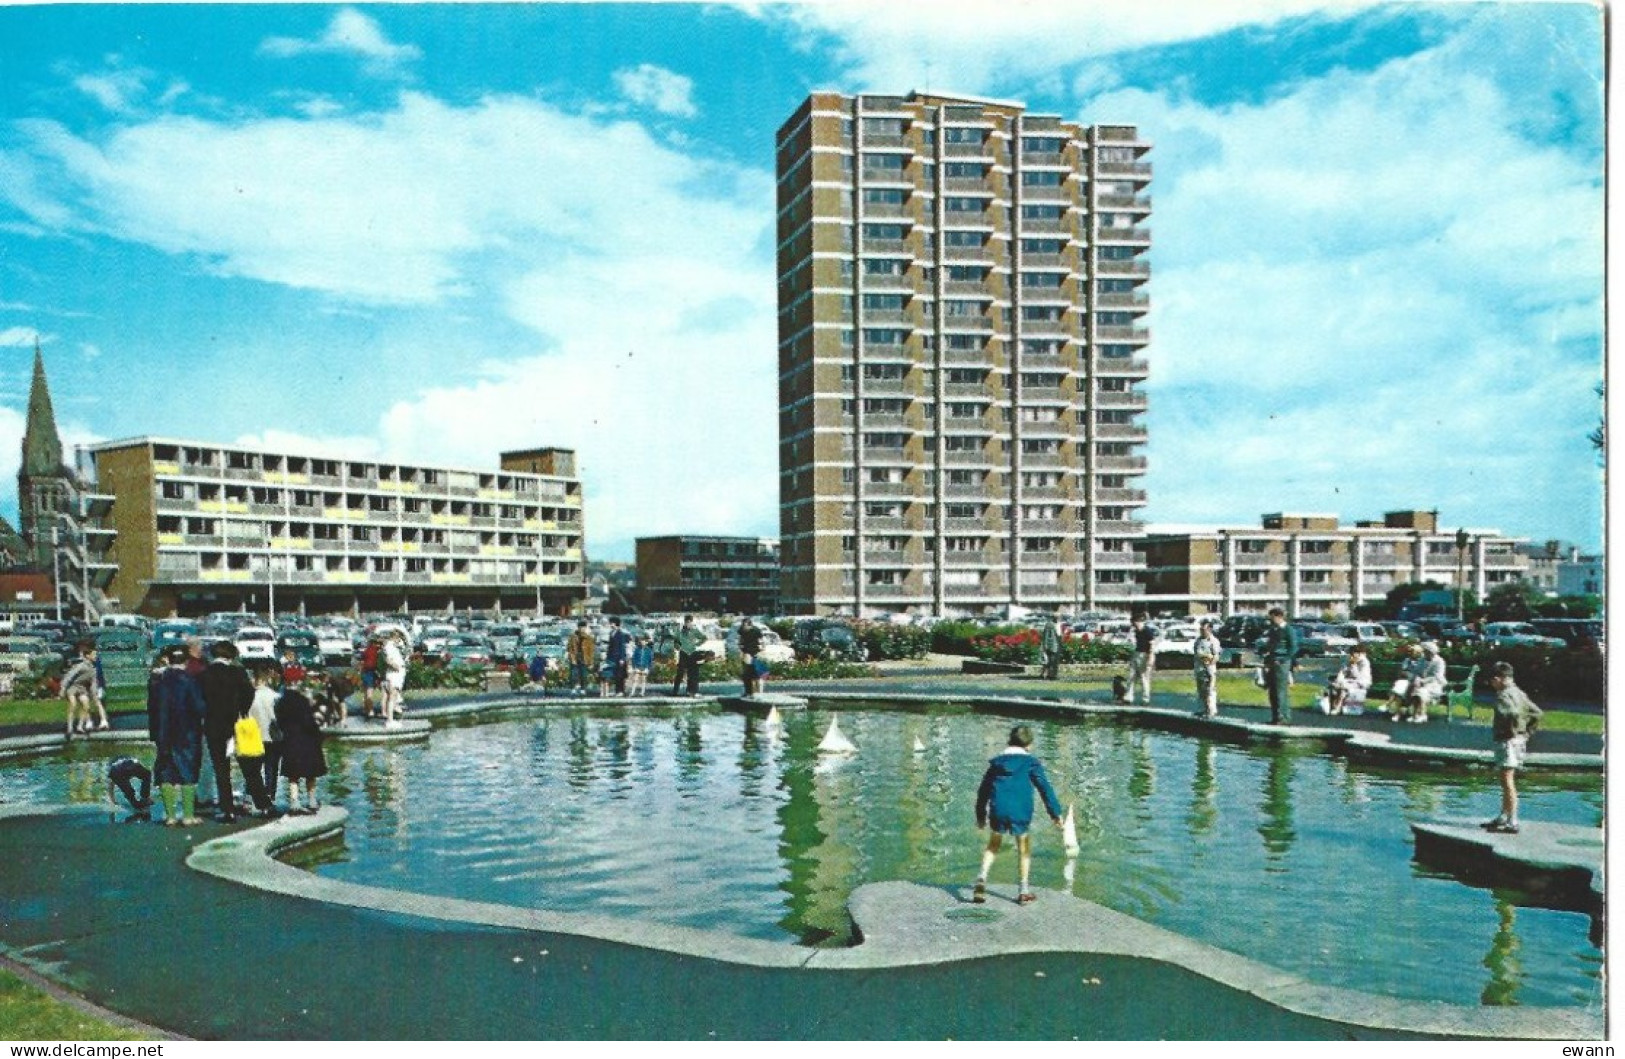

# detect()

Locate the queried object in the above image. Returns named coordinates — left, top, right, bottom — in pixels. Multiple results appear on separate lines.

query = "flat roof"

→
left=88, top=435, right=579, bottom=482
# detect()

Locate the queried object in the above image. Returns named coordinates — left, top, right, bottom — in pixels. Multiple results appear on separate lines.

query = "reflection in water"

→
left=1258, top=752, right=1296, bottom=865
left=1187, top=741, right=1218, bottom=839
left=1127, top=732, right=1155, bottom=807
left=1481, top=897, right=1523, bottom=1006
left=565, top=716, right=592, bottom=791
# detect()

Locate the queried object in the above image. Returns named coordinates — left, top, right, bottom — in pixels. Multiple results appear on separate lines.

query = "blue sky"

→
left=0, top=2, right=1605, bottom=560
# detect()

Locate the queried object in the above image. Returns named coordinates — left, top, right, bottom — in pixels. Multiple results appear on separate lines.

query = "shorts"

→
left=361, top=672, right=377, bottom=689
left=384, top=673, right=405, bottom=692
left=988, top=815, right=1033, bottom=837
left=1495, top=736, right=1528, bottom=770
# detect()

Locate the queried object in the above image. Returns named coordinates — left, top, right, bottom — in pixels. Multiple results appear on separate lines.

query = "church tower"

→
left=18, top=343, right=70, bottom=571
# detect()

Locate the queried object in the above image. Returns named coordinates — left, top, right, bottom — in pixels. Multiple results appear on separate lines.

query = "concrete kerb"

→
left=178, top=809, right=1601, bottom=1041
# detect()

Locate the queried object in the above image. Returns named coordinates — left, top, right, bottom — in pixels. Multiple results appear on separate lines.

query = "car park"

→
left=92, top=628, right=153, bottom=688
left=0, top=637, right=59, bottom=678
left=1380, top=621, right=1424, bottom=641
left=1335, top=622, right=1390, bottom=645
left=416, top=624, right=459, bottom=655
left=1153, top=623, right=1201, bottom=656
left=152, top=620, right=198, bottom=653
left=1295, top=622, right=1357, bottom=657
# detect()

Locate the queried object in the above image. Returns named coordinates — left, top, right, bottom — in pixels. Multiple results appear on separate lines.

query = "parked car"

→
left=488, top=623, right=526, bottom=662
left=1294, top=622, right=1357, bottom=657
left=0, top=637, right=59, bottom=678
left=233, top=625, right=278, bottom=662
left=791, top=619, right=867, bottom=662
left=152, top=620, right=199, bottom=653
left=725, top=626, right=797, bottom=663
left=416, top=623, right=459, bottom=655
left=277, top=632, right=324, bottom=669
left=1335, top=622, right=1390, bottom=645
left=520, top=629, right=570, bottom=668
left=1153, top=624, right=1201, bottom=656
left=441, top=634, right=495, bottom=667
left=1529, top=618, right=1604, bottom=650
left=315, top=626, right=354, bottom=666
left=92, top=628, right=153, bottom=688
left=1217, top=615, right=1272, bottom=666
left=1380, top=621, right=1424, bottom=641
left=1482, top=622, right=1566, bottom=649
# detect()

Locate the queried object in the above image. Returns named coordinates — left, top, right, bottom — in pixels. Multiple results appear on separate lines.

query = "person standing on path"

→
left=972, top=725, right=1064, bottom=906
left=1192, top=620, right=1221, bottom=717
left=149, top=645, right=207, bottom=827
left=198, top=640, right=256, bottom=823
left=379, top=631, right=407, bottom=726
left=1260, top=607, right=1300, bottom=725
left=605, top=617, right=631, bottom=696
left=1040, top=618, right=1062, bottom=681
left=1127, top=611, right=1157, bottom=705
left=673, top=615, right=707, bottom=697
left=1484, top=661, right=1542, bottom=834
left=737, top=616, right=764, bottom=697
left=567, top=620, right=596, bottom=697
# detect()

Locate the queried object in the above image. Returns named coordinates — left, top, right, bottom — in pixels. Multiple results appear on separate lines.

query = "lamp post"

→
left=51, top=524, right=62, bottom=621
left=1455, top=527, right=1469, bottom=621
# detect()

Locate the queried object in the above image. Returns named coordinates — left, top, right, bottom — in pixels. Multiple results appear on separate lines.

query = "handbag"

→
left=233, top=715, right=265, bottom=758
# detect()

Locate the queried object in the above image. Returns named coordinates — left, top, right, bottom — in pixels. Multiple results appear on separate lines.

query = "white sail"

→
left=764, top=706, right=782, bottom=727
left=1062, top=803, right=1080, bottom=854
left=912, top=735, right=926, bottom=753
left=818, top=717, right=857, bottom=754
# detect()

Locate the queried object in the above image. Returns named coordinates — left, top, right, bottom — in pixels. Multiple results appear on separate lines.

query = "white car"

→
left=416, top=624, right=459, bottom=654
left=725, top=627, right=797, bottom=663
left=233, top=625, right=277, bottom=661
left=1153, top=624, right=1201, bottom=656
left=315, top=627, right=354, bottom=666
left=1335, top=622, right=1390, bottom=645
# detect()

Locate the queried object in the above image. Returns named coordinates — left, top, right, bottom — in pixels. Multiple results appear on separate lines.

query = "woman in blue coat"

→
left=149, top=645, right=207, bottom=826
left=973, top=725, right=1063, bottom=905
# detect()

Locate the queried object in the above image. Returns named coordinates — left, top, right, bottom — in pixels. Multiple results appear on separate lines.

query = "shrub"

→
left=853, top=621, right=932, bottom=661
left=404, top=659, right=487, bottom=691
left=965, top=629, right=1131, bottom=666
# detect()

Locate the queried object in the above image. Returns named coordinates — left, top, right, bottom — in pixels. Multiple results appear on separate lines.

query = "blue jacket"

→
left=976, top=749, right=1063, bottom=829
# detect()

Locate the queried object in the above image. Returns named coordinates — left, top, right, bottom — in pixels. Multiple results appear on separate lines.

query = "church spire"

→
left=21, top=340, right=64, bottom=478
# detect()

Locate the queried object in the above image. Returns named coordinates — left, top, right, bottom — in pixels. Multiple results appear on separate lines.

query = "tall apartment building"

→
left=776, top=91, right=1151, bottom=617
left=89, top=438, right=586, bottom=617
left=634, top=535, right=780, bottom=614
left=1141, top=510, right=1530, bottom=618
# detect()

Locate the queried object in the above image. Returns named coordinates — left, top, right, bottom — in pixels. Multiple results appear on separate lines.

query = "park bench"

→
left=1366, top=661, right=1479, bottom=722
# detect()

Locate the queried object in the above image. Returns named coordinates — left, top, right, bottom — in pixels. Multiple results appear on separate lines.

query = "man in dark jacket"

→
left=737, top=617, right=764, bottom=696
left=973, top=725, right=1064, bottom=905
left=1260, top=607, right=1301, bottom=725
left=605, top=617, right=631, bottom=696
left=198, top=640, right=255, bottom=822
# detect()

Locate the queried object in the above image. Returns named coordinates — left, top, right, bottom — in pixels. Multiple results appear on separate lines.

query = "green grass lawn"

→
left=0, top=685, right=147, bottom=729
left=0, top=967, right=152, bottom=1040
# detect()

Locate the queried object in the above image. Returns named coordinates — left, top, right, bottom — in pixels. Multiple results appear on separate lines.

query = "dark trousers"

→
left=205, top=725, right=236, bottom=815
left=261, top=742, right=283, bottom=803
left=237, top=755, right=272, bottom=812
left=1265, top=659, right=1293, bottom=723
left=614, top=661, right=628, bottom=695
left=741, top=659, right=759, bottom=696
left=1042, top=651, right=1060, bottom=680
left=111, top=769, right=150, bottom=812
left=674, top=652, right=701, bottom=695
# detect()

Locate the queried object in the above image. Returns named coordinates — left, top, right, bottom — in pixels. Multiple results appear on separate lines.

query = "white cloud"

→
left=0, top=327, right=43, bottom=347
left=73, top=69, right=148, bottom=113
left=259, top=8, right=420, bottom=77
left=1115, top=15, right=1603, bottom=544
left=79, top=343, right=100, bottom=361
left=613, top=63, right=699, bottom=118
left=764, top=0, right=1389, bottom=94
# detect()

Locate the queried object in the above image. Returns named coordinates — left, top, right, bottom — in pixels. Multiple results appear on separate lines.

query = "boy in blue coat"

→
left=974, top=725, right=1064, bottom=905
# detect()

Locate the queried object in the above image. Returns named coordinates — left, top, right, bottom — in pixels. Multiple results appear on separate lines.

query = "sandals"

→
left=1017, top=892, right=1037, bottom=905
left=972, top=882, right=986, bottom=904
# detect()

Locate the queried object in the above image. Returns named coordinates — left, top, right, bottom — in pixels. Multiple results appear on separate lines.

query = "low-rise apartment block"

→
left=1142, top=510, right=1529, bottom=618
left=635, top=535, right=780, bottom=615
left=89, top=438, right=586, bottom=617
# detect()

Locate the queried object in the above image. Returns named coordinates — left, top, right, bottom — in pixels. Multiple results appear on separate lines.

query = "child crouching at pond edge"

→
left=974, top=724, right=1064, bottom=905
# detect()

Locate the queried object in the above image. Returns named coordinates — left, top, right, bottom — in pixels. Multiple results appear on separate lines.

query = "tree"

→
left=1588, top=382, right=1604, bottom=459
left=1485, top=579, right=1543, bottom=621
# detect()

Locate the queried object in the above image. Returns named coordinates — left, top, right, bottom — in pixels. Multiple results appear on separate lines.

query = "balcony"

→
left=1093, top=423, right=1147, bottom=441
left=1233, top=551, right=1285, bottom=566
left=1095, top=193, right=1151, bottom=211
left=1095, top=454, right=1147, bottom=472
left=859, top=238, right=909, bottom=255
left=1094, top=519, right=1144, bottom=536
left=1094, top=582, right=1146, bottom=597
left=944, top=142, right=996, bottom=159
left=1020, top=216, right=1070, bottom=236
left=1095, top=160, right=1152, bottom=178
left=1021, top=151, right=1068, bottom=167
left=1096, top=325, right=1150, bottom=343
left=1232, top=582, right=1278, bottom=596
left=1094, top=390, right=1148, bottom=410
left=1018, top=252, right=1072, bottom=269
left=1095, top=259, right=1150, bottom=278
left=1092, top=551, right=1141, bottom=568
left=1095, top=487, right=1146, bottom=503
left=943, top=175, right=995, bottom=193
left=1094, top=355, right=1149, bottom=376
left=1093, top=292, right=1148, bottom=310
left=1095, top=226, right=1151, bottom=244
left=1297, top=553, right=1344, bottom=568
